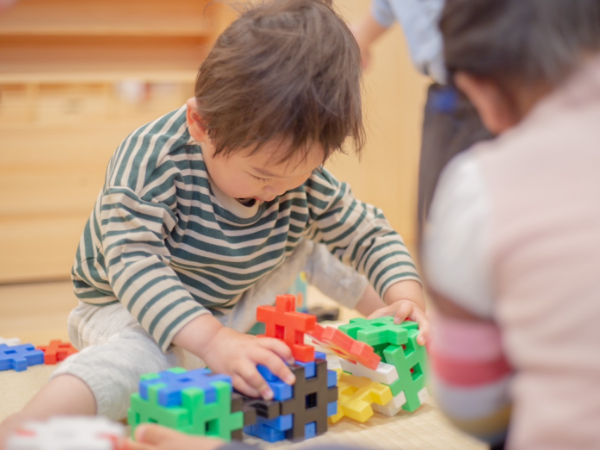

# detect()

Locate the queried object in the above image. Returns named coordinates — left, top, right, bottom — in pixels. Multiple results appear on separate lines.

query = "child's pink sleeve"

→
left=430, top=313, right=512, bottom=445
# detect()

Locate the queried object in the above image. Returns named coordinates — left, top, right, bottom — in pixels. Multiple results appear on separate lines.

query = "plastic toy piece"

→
left=372, top=391, right=406, bottom=417
left=6, top=416, right=125, bottom=450
left=129, top=381, right=243, bottom=441
left=37, top=340, right=78, bottom=365
left=139, top=368, right=232, bottom=407
left=329, top=370, right=393, bottom=424
left=0, top=337, right=21, bottom=346
left=0, top=344, right=44, bottom=372
left=339, top=358, right=399, bottom=385
left=382, top=326, right=428, bottom=413
left=309, top=324, right=381, bottom=370
left=280, top=359, right=338, bottom=440
left=256, top=294, right=317, bottom=362
left=339, top=317, right=415, bottom=348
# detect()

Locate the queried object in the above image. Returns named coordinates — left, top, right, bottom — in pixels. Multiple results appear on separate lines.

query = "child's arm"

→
left=304, top=169, right=428, bottom=339
left=423, top=151, right=512, bottom=444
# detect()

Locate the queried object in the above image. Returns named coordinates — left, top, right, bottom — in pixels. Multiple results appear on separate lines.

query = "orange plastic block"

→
left=37, top=340, right=78, bottom=365
left=256, top=294, right=316, bottom=362
left=309, top=324, right=381, bottom=370
left=329, top=370, right=392, bottom=424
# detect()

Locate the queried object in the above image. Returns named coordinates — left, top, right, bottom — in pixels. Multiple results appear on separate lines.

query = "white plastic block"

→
left=7, top=417, right=125, bottom=450
left=418, top=386, right=429, bottom=404
left=372, top=391, right=406, bottom=417
left=339, top=357, right=399, bottom=384
left=0, top=337, right=21, bottom=346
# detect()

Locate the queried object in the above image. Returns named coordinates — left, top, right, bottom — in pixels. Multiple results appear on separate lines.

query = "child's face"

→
left=202, top=138, right=324, bottom=203
left=186, top=99, right=324, bottom=203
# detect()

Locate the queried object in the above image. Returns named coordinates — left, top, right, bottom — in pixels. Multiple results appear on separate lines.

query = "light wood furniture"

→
left=0, top=0, right=232, bottom=283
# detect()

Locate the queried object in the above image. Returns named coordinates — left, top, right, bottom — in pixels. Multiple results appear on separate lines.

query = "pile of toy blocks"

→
left=325, top=317, right=429, bottom=423
left=0, top=337, right=77, bottom=372
left=127, top=294, right=428, bottom=443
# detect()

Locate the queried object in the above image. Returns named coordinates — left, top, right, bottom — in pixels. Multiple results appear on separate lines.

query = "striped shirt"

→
left=72, top=105, right=419, bottom=351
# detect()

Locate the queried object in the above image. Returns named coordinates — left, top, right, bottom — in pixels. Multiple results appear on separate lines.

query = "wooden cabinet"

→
left=0, top=0, right=232, bottom=283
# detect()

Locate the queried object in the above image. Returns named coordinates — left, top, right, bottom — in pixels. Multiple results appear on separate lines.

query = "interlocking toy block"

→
left=309, top=324, right=381, bottom=370
left=139, top=367, right=232, bottom=407
left=6, top=416, right=125, bottom=450
left=372, top=391, right=406, bottom=417
left=0, top=337, right=21, bottom=346
left=339, top=358, right=399, bottom=385
left=0, top=344, right=44, bottom=372
left=37, top=340, right=78, bottom=365
left=339, top=316, right=414, bottom=348
left=245, top=351, right=337, bottom=442
left=280, top=358, right=338, bottom=440
left=381, top=326, right=428, bottom=413
left=329, top=370, right=393, bottom=424
left=257, top=294, right=316, bottom=362
left=128, top=369, right=244, bottom=441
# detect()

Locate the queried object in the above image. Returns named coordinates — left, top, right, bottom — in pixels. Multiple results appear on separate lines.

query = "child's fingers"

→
left=366, top=304, right=397, bottom=320
left=231, top=374, right=261, bottom=398
left=392, top=301, right=414, bottom=324
left=236, top=362, right=274, bottom=400
left=410, top=308, right=431, bottom=346
left=257, top=337, right=294, bottom=364
left=255, top=350, right=296, bottom=386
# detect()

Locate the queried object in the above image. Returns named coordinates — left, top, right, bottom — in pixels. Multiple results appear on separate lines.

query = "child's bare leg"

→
left=0, top=375, right=95, bottom=448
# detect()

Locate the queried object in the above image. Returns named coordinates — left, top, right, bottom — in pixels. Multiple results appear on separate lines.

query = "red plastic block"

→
left=309, top=324, right=381, bottom=370
left=37, top=340, right=78, bottom=365
left=257, top=294, right=317, bottom=362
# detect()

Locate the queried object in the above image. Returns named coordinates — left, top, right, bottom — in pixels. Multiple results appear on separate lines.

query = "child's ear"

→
left=186, top=97, right=209, bottom=142
left=454, top=72, right=517, bottom=135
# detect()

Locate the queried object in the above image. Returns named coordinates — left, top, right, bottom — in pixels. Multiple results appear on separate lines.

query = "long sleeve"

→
left=305, top=168, right=420, bottom=299
left=423, top=151, right=512, bottom=444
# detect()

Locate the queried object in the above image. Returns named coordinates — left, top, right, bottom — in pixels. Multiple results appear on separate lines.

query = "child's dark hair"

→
left=441, top=0, right=600, bottom=88
left=195, top=0, right=364, bottom=162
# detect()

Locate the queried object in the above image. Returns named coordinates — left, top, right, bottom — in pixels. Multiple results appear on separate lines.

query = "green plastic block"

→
left=339, top=317, right=416, bottom=347
left=128, top=380, right=243, bottom=441
left=382, top=327, right=428, bottom=413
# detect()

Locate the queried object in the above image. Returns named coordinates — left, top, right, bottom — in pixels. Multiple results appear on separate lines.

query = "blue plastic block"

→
left=257, top=364, right=279, bottom=382
left=305, top=422, right=317, bottom=439
left=244, top=423, right=286, bottom=443
left=244, top=414, right=292, bottom=443
left=256, top=365, right=293, bottom=401
left=315, top=351, right=327, bottom=361
left=0, top=344, right=44, bottom=372
left=294, top=360, right=316, bottom=379
left=139, top=368, right=232, bottom=407
left=327, top=401, right=338, bottom=417
left=327, top=369, right=337, bottom=388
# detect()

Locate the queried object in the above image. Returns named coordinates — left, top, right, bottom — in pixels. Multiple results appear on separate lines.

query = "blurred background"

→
left=0, top=0, right=428, bottom=285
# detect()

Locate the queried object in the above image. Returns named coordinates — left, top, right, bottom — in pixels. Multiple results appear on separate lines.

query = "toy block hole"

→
left=404, top=340, right=415, bottom=357
left=179, top=377, right=193, bottom=383
left=275, top=325, right=285, bottom=340
left=148, top=419, right=158, bottom=424
left=411, top=363, right=423, bottom=382
left=370, top=323, right=385, bottom=327
left=306, top=393, right=317, bottom=409
left=205, top=418, right=219, bottom=436
left=5, top=350, right=16, bottom=355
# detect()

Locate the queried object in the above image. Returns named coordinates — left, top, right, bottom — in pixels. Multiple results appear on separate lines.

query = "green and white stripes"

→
left=72, top=106, right=419, bottom=351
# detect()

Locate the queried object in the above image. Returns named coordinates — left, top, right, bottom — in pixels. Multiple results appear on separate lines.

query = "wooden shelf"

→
left=0, top=35, right=209, bottom=83
left=0, top=0, right=219, bottom=37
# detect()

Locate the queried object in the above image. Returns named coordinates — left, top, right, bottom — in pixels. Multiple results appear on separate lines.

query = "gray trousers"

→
left=53, top=240, right=368, bottom=420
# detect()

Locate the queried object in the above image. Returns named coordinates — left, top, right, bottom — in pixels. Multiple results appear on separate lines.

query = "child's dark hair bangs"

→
left=195, top=0, right=365, bottom=162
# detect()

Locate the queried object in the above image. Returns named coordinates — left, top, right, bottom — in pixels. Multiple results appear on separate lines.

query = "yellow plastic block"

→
left=329, top=369, right=393, bottom=424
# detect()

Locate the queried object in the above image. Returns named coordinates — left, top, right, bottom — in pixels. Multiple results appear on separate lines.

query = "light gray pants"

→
left=53, top=241, right=368, bottom=420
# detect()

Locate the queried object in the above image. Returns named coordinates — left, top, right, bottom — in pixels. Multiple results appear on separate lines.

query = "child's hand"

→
left=173, top=314, right=295, bottom=400
left=127, top=424, right=224, bottom=450
left=201, top=327, right=296, bottom=400
left=376, top=280, right=430, bottom=346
